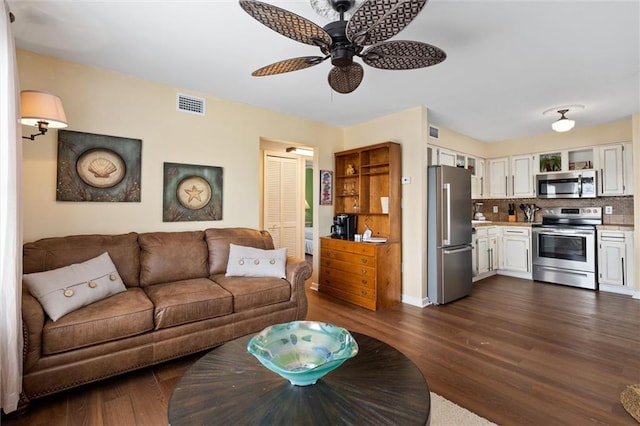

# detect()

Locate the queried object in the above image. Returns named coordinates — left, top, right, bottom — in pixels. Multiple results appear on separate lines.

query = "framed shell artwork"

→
left=163, top=162, right=223, bottom=222
left=56, top=130, right=142, bottom=202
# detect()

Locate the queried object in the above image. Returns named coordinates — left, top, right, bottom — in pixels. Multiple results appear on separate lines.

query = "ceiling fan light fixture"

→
left=310, top=0, right=364, bottom=21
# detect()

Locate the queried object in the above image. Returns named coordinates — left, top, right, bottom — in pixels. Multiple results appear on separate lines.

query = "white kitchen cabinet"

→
left=473, top=226, right=498, bottom=281
left=471, top=157, right=485, bottom=199
left=487, top=157, right=509, bottom=198
left=598, top=144, right=625, bottom=196
left=598, top=230, right=635, bottom=295
left=500, top=227, right=531, bottom=276
left=437, top=148, right=456, bottom=167
left=624, top=143, right=633, bottom=195
left=511, top=155, right=536, bottom=197
left=487, top=155, right=534, bottom=198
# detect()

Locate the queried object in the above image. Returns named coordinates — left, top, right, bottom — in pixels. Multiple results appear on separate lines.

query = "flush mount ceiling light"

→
left=20, top=90, right=68, bottom=140
left=286, top=147, right=314, bottom=156
left=543, top=105, right=584, bottom=133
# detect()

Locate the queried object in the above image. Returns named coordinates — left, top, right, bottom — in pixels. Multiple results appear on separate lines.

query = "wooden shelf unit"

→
left=332, top=142, right=401, bottom=242
left=320, top=142, right=402, bottom=311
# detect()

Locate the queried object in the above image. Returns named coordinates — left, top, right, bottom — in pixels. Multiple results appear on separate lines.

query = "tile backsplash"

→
left=474, top=196, right=634, bottom=225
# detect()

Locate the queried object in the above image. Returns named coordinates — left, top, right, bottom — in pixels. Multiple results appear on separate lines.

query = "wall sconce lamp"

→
left=286, top=147, right=314, bottom=156
left=20, top=90, right=68, bottom=140
left=543, top=104, right=584, bottom=133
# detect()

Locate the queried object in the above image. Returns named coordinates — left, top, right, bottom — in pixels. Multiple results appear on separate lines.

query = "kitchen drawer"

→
left=320, top=257, right=376, bottom=277
left=475, top=226, right=498, bottom=237
left=502, top=227, right=530, bottom=236
left=321, top=238, right=376, bottom=256
left=320, top=267, right=376, bottom=290
left=320, top=248, right=374, bottom=266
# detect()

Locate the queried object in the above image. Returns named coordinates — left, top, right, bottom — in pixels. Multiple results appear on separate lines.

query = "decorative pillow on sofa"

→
left=23, top=252, right=126, bottom=321
left=225, top=244, right=287, bottom=278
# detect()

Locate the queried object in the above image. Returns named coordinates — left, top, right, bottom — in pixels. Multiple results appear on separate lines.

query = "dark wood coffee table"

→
left=168, top=331, right=430, bottom=425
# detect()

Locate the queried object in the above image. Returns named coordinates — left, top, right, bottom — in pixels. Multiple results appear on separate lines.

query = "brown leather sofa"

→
left=20, top=228, right=311, bottom=403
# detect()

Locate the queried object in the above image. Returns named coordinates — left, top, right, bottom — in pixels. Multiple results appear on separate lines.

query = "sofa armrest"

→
left=21, top=289, right=45, bottom=372
left=285, top=256, right=312, bottom=320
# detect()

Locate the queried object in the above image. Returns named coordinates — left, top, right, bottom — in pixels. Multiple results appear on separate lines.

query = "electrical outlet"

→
left=493, top=206, right=498, bottom=213
left=604, top=206, right=613, bottom=214
left=401, top=176, right=411, bottom=184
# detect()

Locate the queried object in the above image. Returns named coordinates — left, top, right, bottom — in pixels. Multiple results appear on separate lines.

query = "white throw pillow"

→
left=23, top=252, right=126, bottom=321
left=225, top=244, right=287, bottom=278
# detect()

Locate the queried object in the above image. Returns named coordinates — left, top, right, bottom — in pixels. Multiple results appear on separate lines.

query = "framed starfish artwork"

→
left=56, top=130, right=142, bottom=202
left=162, top=162, right=223, bottom=222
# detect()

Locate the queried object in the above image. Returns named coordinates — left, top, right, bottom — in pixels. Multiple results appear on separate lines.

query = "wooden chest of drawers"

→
left=319, top=237, right=401, bottom=311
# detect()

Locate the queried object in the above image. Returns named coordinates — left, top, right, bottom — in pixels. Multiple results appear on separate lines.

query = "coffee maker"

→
left=331, top=214, right=357, bottom=240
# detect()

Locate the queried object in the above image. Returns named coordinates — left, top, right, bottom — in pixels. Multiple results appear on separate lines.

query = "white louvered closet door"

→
left=264, top=155, right=301, bottom=258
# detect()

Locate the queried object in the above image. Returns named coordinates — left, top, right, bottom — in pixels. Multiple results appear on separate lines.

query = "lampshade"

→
left=20, top=90, right=68, bottom=128
left=551, top=109, right=575, bottom=132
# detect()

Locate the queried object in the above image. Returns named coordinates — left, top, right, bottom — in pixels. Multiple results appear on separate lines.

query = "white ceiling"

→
left=8, top=0, right=640, bottom=142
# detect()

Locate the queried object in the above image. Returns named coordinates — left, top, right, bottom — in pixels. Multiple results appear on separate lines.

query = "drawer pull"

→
left=361, top=279, right=368, bottom=285
left=361, top=258, right=368, bottom=264
left=361, top=290, right=368, bottom=296
left=361, top=269, right=367, bottom=274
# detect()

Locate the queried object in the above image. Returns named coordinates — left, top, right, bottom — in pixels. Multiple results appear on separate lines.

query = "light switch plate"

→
left=604, top=206, right=613, bottom=214
left=493, top=206, right=498, bottom=213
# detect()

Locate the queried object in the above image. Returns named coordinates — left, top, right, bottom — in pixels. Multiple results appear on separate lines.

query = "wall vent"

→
left=177, top=93, right=205, bottom=116
left=428, top=125, right=439, bottom=139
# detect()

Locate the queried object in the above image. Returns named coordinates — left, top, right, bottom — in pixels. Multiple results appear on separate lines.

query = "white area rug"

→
left=430, top=392, right=498, bottom=426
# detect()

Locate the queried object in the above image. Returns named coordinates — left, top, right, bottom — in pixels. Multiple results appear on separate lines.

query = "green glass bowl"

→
left=247, top=321, right=358, bottom=386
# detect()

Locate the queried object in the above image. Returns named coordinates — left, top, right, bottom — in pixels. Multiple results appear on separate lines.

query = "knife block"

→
left=508, top=214, right=516, bottom=222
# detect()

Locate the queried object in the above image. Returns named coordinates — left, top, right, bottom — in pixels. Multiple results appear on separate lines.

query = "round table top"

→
left=168, top=331, right=430, bottom=425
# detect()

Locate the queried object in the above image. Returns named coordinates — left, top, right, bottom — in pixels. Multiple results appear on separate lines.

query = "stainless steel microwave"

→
left=536, top=170, right=597, bottom=198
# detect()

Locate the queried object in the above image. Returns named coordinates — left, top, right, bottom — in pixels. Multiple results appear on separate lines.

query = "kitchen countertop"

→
left=472, top=221, right=539, bottom=227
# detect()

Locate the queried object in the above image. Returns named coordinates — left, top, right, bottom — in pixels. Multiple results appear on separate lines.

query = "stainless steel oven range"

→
left=532, top=207, right=601, bottom=290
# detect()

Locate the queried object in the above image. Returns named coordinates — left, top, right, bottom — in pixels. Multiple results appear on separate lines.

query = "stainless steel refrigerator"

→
left=427, top=165, right=473, bottom=304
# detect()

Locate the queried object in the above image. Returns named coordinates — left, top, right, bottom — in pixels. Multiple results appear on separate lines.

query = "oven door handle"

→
left=534, top=229, right=594, bottom=236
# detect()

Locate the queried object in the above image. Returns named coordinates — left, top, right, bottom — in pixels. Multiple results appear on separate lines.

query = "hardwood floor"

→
left=3, top=275, right=639, bottom=425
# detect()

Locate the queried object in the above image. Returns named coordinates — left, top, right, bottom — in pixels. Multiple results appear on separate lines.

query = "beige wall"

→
left=17, top=49, right=343, bottom=276
left=344, top=105, right=429, bottom=304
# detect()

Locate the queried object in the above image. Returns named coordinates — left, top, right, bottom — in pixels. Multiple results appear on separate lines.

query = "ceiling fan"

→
left=239, top=0, right=446, bottom=93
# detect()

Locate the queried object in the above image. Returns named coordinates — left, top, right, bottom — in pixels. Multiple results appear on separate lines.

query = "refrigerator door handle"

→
left=443, top=246, right=472, bottom=255
left=443, top=183, right=451, bottom=246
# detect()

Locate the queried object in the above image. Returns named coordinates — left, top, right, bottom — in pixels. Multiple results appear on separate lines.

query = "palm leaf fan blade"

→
left=252, top=56, right=326, bottom=76
left=328, top=63, right=364, bottom=94
left=363, top=40, right=446, bottom=70
left=239, top=0, right=332, bottom=48
left=346, top=0, right=427, bottom=46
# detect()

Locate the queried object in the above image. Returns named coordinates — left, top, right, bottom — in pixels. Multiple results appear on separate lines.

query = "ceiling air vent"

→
left=177, top=93, right=205, bottom=116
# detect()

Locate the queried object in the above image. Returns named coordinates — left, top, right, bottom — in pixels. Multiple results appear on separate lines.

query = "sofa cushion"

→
left=143, top=278, right=233, bottom=330
left=139, top=231, right=209, bottom=286
left=23, top=252, right=127, bottom=321
left=226, top=244, right=287, bottom=278
left=205, top=228, right=275, bottom=275
left=23, top=232, right=141, bottom=287
left=212, top=275, right=291, bottom=312
left=42, top=288, right=154, bottom=355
